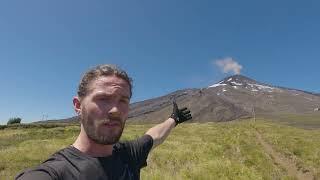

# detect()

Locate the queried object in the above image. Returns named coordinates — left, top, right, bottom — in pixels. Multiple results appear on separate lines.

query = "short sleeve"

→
left=118, top=134, right=153, bottom=169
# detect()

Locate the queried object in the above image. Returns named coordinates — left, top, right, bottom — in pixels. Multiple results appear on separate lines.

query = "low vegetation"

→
left=0, top=119, right=319, bottom=179
left=7, top=117, right=22, bottom=125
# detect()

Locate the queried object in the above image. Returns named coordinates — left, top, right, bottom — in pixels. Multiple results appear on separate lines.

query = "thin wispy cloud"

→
left=214, top=57, right=243, bottom=75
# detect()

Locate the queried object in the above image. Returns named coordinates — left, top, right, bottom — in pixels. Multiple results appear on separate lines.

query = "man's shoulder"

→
left=113, top=134, right=153, bottom=169
left=42, top=146, right=75, bottom=168
left=117, top=135, right=153, bottom=148
left=16, top=146, right=81, bottom=180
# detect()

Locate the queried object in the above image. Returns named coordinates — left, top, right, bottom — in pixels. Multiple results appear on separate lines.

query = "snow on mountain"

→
left=208, top=75, right=279, bottom=93
left=208, top=82, right=227, bottom=88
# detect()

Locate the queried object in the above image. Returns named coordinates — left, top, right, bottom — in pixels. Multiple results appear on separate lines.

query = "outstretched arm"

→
left=145, top=101, right=192, bottom=149
left=145, top=117, right=176, bottom=149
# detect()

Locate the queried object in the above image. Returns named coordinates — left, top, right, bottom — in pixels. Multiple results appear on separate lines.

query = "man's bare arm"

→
left=145, top=118, right=176, bottom=149
left=145, top=101, right=192, bottom=149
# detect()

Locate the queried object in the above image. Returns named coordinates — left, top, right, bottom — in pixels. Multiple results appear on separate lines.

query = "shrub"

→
left=7, top=117, right=22, bottom=125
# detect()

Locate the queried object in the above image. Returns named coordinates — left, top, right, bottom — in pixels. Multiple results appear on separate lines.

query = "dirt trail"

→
left=255, top=131, right=314, bottom=180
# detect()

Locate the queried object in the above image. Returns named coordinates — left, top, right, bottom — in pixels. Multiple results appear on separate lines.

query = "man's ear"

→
left=73, top=96, right=81, bottom=115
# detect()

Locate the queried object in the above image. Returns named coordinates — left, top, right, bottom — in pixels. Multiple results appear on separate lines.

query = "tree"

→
left=7, top=117, right=22, bottom=125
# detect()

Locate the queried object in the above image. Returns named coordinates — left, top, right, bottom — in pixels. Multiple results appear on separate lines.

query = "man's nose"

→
left=108, top=105, right=121, bottom=117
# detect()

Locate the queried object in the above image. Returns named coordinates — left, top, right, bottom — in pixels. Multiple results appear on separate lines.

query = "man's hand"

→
left=170, top=100, right=192, bottom=126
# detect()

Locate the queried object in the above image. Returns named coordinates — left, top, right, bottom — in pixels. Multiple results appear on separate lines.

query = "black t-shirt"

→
left=15, top=135, right=153, bottom=180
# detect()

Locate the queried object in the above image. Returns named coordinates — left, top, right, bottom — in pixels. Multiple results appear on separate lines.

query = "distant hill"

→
left=33, top=116, right=79, bottom=124
left=36, top=75, right=320, bottom=124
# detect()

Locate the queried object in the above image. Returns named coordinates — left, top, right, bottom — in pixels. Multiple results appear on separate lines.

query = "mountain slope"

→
left=36, top=75, right=320, bottom=124
left=127, top=75, right=320, bottom=123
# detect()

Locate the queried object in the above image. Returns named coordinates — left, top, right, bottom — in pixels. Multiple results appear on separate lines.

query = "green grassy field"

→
left=0, top=119, right=319, bottom=179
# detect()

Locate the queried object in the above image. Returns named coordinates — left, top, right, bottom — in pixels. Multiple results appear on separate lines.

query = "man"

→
left=16, top=64, right=192, bottom=180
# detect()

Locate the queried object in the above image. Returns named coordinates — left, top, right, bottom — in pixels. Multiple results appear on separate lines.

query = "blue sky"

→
left=0, top=0, right=319, bottom=124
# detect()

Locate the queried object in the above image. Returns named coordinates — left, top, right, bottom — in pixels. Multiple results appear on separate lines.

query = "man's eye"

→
left=120, top=99, right=129, bottom=104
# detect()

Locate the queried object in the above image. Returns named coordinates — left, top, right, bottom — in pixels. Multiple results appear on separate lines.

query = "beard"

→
left=80, top=107, right=125, bottom=145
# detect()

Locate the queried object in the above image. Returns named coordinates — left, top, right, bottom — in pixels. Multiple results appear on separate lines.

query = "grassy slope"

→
left=0, top=120, right=319, bottom=179
left=255, top=122, right=320, bottom=178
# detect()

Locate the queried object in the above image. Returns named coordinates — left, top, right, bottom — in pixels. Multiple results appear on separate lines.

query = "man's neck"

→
left=72, top=131, right=114, bottom=157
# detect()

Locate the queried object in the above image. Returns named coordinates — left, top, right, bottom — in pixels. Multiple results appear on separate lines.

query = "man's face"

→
left=77, top=75, right=130, bottom=145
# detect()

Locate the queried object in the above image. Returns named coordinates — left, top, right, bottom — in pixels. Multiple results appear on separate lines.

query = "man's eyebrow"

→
left=122, top=95, right=130, bottom=100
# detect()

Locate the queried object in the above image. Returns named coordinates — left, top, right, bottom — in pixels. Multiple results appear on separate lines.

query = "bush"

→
left=7, top=117, right=22, bottom=125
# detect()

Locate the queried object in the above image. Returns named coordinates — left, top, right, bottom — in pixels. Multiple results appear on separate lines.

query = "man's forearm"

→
left=145, top=118, right=176, bottom=149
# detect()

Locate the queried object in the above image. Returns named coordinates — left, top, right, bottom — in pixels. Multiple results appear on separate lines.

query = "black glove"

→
left=170, top=100, right=192, bottom=126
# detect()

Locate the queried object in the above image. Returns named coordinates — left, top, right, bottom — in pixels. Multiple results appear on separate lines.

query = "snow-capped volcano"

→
left=48, top=75, right=320, bottom=126
left=128, top=74, right=320, bottom=123
left=209, top=75, right=279, bottom=93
